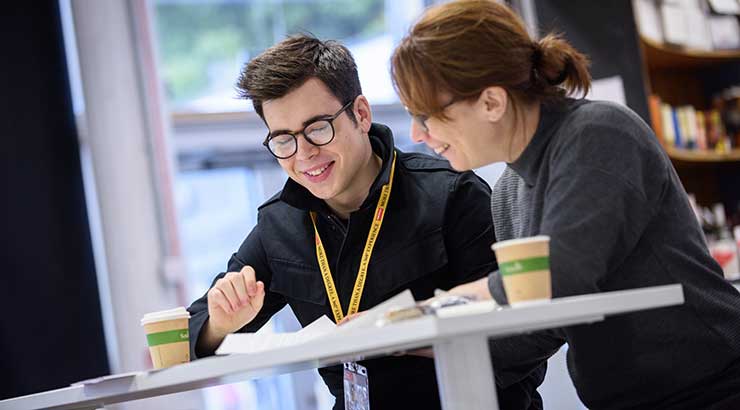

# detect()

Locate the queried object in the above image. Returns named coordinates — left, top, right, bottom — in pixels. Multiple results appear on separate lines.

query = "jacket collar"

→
left=280, top=123, right=396, bottom=214
left=509, top=98, right=585, bottom=186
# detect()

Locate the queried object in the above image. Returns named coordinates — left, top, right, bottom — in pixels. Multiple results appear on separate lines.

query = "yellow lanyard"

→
left=309, top=152, right=397, bottom=323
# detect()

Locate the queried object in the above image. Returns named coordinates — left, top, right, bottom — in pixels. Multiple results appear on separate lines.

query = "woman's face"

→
left=409, top=88, right=515, bottom=171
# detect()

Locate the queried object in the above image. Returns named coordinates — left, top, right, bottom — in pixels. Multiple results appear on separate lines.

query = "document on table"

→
left=215, top=289, right=416, bottom=355
left=72, top=371, right=145, bottom=386
left=215, top=315, right=336, bottom=355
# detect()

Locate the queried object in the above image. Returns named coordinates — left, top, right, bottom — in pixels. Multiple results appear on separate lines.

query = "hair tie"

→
left=531, top=45, right=542, bottom=71
left=548, top=58, right=571, bottom=86
left=530, top=45, right=543, bottom=86
left=532, top=44, right=571, bottom=87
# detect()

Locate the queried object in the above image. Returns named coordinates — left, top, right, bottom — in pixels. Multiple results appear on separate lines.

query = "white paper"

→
left=585, top=76, right=626, bottom=106
left=708, top=0, right=740, bottom=14
left=216, top=315, right=336, bottom=355
left=661, top=3, right=688, bottom=45
left=633, top=0, right=664, bottom=43
left=684, top=10, right=713, bottom=50
left=216, top=290, right=417, bottom=355
left=72, top=371, right=144, bottom=386
left=709, top=15, right=740, bottom=49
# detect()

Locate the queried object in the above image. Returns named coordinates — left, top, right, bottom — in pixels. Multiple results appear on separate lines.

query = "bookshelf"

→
left=639, top=35, right=740, bottom=109
left=638, top=34, right=740, bottom=207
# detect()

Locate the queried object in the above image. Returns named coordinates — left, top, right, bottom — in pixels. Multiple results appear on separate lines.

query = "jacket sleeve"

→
left=187, top=220, right=287, bottom=359
left=441, top=171, right=498, bottom=288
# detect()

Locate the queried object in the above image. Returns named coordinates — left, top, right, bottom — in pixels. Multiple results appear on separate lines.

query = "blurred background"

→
left=2, top=0, right=739, bottom=409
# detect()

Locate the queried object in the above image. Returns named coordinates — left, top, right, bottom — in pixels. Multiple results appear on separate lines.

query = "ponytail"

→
left=532, top=34, right=591, bottom=99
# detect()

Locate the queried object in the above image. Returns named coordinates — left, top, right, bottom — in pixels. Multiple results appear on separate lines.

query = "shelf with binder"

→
left=641, top=36, right=740, bottom=70
left=639, top=34, right=740, bottom=109
left=665, top=146, right=740, bottom=162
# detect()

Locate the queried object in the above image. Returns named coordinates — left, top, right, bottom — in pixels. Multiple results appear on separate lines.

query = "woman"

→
left=391, top=1, right=740, bottom=409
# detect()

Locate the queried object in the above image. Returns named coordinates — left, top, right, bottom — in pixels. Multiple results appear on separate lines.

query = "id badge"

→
left=343, top=361, right=370, bottom=410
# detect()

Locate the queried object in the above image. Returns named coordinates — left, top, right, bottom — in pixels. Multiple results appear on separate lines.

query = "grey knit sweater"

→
left=486, top=99, right=740, bottom=409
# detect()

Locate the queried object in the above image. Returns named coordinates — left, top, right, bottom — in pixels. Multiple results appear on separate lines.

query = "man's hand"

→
left=337, top=311, right=365, bottom=325
left=201, top=266, right=265, bottom=349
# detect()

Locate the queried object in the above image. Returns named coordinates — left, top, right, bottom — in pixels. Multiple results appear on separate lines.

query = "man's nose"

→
left=295, top=134, right=319, bottom=160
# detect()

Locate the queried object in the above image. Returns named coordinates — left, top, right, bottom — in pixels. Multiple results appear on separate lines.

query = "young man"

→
left=187, top=35, right=544, bottom=409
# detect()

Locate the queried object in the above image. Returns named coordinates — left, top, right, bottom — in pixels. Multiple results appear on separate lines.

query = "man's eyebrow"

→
left=267, top=112, right=334, bottom=138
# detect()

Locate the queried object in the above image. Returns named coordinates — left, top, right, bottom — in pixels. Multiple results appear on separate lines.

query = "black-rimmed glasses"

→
left=263, top=99, right=354, bottom=159
left=406, top=98, right=463, bottom=132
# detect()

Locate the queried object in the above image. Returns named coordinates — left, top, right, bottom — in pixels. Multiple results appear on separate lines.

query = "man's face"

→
left=262, top=78, right=370, bottom=201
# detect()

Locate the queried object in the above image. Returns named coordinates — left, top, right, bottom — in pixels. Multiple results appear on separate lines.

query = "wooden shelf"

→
left=641, top=36, right=740, bottom=70
left=665, top=146, right=740, bottom=163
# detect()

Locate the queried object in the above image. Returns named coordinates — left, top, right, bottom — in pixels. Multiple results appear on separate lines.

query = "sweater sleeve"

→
left=187, top=220, right=287, bottom=359
left=484, top=106, right=668, bottom=388
left=540, top=117, right=666, bottom=298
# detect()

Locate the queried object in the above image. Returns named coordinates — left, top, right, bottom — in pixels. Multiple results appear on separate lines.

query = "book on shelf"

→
left=661, top=102, right=676, bottom=146
left=648, top=95, right=664, bottom=140
left=648, top=94, right=737, bottom=152
left=672, top=107, right=683, bottom=147
left=709, top=15, right=740, bottom=49
left=696, top=110, right=708, bottom=149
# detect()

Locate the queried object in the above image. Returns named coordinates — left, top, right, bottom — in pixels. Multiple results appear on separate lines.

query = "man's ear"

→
left=353, top=95, right=373, bottom=133
left=477, top=86, right=508, bottom=123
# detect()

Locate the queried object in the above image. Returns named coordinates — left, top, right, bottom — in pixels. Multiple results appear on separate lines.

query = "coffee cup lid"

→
left=140, top=307, right=190, bottom=326
left=491, top=235, right=550, bottom=251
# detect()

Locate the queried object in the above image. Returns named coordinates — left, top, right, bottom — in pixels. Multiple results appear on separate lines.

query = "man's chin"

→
left=303, top=183, right=335, bottom=201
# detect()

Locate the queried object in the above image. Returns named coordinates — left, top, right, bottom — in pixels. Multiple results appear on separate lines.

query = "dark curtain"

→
left=535, top=0, right=651, bottom=122
left=0, top=1, right=109, bottom=400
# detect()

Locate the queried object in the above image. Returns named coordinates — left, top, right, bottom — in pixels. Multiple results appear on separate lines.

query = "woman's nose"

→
left=409, top=119, right=429, bottom=143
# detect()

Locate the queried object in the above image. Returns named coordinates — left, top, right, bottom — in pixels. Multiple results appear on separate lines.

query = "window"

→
left=154, top=0, right=425, bottom=113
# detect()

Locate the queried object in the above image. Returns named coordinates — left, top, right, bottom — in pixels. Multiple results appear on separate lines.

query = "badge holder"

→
left=343, top=361, right=370, bottom=410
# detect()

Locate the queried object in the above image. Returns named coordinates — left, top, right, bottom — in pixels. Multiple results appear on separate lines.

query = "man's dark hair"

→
left=237, top=34, right=362, bottom=123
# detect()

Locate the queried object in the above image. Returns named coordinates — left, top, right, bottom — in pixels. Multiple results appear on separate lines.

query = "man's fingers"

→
left=210, top=266, right=261, bottom=316
left=209, top=288, right=233, bottom=314
left=406, top=348, right=434, bottom=358
left=338, top=311, right=365, bottom=325
left=249, top=281, right=265, bottom=310
left=240, top=266, right=258, bottom=297
left=215, top=278, right=240, bottom=312
left=227, top=271, right=249, bottom=306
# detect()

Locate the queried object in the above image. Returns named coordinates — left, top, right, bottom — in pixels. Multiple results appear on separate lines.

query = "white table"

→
left=0, top=284, right=684, bottom=410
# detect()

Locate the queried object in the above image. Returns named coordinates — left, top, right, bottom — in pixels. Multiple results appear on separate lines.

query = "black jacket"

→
left=187, top=123, right=544, bottom=409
